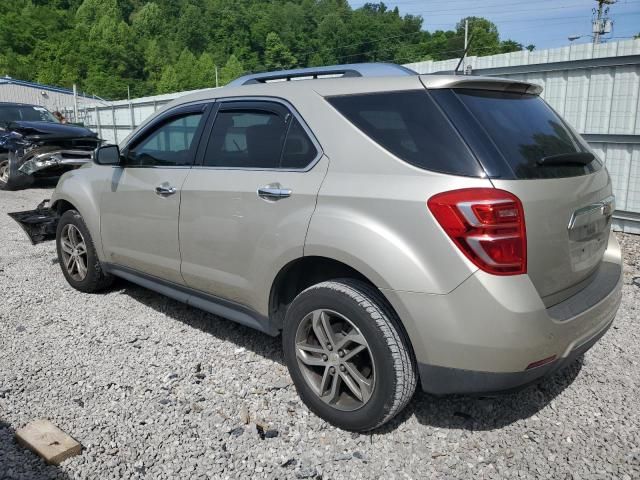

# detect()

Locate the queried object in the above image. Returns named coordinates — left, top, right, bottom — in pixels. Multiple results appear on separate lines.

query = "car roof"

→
left=169, top=73, right=542, bottom=110
left=0, top=102, right=49, bottom=109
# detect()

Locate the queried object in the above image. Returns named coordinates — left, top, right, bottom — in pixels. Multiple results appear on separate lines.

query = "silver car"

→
left=12, top=64, right=622, bottom=431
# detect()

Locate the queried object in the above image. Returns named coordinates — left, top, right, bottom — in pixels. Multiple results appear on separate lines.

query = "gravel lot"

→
left=1, top=186, right=639, bottom=480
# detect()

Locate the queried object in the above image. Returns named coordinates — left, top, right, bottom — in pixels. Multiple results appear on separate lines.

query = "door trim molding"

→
left=103, top=263, right=278, bottom=336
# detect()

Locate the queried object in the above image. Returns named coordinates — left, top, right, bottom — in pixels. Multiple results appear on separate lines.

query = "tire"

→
left=283, top=279, right=417, bottom=431
left=56, top=209, right=113, bottom=293
left=0, top=154, right=34, bottom=191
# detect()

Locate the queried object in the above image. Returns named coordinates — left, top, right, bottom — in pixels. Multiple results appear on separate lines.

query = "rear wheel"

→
left=56, top=210, right=113, bottom=292
left=283, top=279, right=417, bottom=431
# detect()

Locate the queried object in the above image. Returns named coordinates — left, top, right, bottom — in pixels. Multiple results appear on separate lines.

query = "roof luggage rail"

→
left=228, top=63, right=417, bottom=86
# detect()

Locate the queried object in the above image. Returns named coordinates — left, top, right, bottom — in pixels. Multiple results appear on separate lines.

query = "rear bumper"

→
left=383, top=231, right=623, bottom=394
left=417, top=313, right=613, bottom=394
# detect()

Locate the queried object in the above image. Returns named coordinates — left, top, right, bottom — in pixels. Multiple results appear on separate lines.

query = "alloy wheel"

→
left=0, top=160, right=9, bottom=184
left=295, top=309, right=376, bottom=411
left=60, top=224, right=89, bottom=282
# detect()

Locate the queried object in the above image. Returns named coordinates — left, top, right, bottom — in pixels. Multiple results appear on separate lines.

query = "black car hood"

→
left=7, top=121, right=98, bottom=141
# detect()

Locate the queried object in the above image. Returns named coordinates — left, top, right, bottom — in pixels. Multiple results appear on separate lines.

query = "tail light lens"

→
left=427, top=188, right=527, bottom=275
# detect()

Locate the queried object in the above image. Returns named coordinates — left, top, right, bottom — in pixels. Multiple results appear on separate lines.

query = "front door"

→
left=100, top=104, right=209, bottom=284
left=179, top=100, right=327, bottom=313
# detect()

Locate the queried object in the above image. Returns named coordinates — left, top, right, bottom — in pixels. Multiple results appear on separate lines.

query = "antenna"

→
left=454, top=33, right=474, bottom=75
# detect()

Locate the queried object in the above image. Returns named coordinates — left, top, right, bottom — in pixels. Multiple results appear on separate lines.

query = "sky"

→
left=347, top=0, right=640, bottom=51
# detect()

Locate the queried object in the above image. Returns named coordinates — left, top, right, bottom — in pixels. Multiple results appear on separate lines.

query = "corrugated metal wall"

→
left=0, top=83, right=83, bottom=113
left=73, top=89, right=211, bottom=144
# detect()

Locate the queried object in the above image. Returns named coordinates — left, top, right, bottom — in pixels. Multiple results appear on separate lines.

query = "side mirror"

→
left=94, top=144, right=122, bottom=166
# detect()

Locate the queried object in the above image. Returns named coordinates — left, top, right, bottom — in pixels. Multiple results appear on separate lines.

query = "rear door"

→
left=100, top=104, right=209, bottom=284
left=437, top=88, right=613, bottom=304
left=179, top=99, right=327, bottom=312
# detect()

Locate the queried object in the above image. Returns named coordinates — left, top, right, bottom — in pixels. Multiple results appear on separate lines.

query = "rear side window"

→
left=281, top=118, right=318, bottom=169
left=203, top=104, right=318, bottom=170
left=454, top=89, right=601, bottom=179
left=327, top=91, right=483, bottom=177
left=204, top=110, right=287, bottom=169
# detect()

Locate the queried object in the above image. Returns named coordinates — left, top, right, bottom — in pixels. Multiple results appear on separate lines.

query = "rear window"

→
left=327, top=91, right=483, bottom=177
left=454, top=89, right=601, bottom=179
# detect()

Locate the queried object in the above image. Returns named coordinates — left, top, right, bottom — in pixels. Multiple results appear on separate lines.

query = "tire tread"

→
left=298, top=279, right=417, bottom=429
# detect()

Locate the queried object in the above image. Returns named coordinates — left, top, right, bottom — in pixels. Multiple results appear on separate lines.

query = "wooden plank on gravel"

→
left=15, top=419, right=81, bottom=465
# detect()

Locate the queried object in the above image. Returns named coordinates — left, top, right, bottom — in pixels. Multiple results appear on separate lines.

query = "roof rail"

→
left=228, top=63, right=417, bottom=86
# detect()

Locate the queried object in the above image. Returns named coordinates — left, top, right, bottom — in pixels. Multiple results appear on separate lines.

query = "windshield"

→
left=0, top=105, right=59, bottom=124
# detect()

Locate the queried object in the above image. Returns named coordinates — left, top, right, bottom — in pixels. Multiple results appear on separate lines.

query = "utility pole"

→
left=593, top=0, right=615, bottom=44
left=463, top=19, right=469, bottom=74
left=215, top=65, right=219, bottom=88
left=72, top=84, right=78, bottom=124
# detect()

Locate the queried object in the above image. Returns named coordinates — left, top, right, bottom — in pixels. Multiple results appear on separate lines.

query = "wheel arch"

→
left=50, top=170, right=105, bottom=261
left=269, top=256, right=416, bottom=354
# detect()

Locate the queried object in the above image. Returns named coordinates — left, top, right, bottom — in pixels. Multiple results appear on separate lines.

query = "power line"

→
left=399, top=2, right=633, bottom=18
left=351, top=0, right=638, bottom=16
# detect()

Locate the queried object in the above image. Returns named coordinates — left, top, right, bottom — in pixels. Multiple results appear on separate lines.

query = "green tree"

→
left=264, top=32, right=297, bottom=70
left=0, top=0, right=533, bottom=99
left=500, top=40, right=523, bottom=53
left=220, top=54, right=245, bottom=85
left=131, top=2, right=165, bottom=38
left=157, top=64, right=179, bottom=93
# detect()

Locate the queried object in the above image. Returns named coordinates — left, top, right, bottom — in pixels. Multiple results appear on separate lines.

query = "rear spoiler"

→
left=421, top=75, right=543, bottom=95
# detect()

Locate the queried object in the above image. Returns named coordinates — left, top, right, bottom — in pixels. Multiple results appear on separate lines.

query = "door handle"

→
left=155, top=184, right=177, bottom=197
left=258, top=184, right=292, bottom=201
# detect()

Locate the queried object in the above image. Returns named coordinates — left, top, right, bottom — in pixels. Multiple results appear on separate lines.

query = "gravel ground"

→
left=1, top=186, right=639, bottom=480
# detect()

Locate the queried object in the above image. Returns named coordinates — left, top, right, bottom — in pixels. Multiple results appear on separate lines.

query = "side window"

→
left=281, top=118, right=318, bottom=169
left=203, top=103, right=318, bottom=169
left=127, top=112, right=204, bottom=167
left=328, top=91, right=482, bottom=177
left=204, top=109, right=288, bottom=168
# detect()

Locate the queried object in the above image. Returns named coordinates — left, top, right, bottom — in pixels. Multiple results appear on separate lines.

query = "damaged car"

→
left=0, top=102, right=101, bottom=190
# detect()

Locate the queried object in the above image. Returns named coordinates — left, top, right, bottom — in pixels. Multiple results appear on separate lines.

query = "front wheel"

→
left=0, top=157, right=33, bottom=191
left=56, top=209, right=113, bottom=292
left=283, top=279, right=417, bottom=431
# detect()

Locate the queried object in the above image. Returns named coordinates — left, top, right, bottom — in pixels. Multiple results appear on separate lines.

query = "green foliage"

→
left=0, top=0, right=525, bottom=99
left=265, top=32, right=297, bottom=70
left=220, top=55, right=245, bottom=85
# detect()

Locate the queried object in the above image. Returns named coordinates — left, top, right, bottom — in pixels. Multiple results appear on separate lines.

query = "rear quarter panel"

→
left=301, top=92, right=493, bottom=293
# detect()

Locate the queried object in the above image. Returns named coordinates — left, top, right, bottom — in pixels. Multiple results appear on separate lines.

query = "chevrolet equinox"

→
left=12, top=63, right=623, bottom=431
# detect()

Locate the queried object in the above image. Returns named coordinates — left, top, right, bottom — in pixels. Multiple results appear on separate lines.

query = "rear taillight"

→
left=427, top=188, right=527, bottom=275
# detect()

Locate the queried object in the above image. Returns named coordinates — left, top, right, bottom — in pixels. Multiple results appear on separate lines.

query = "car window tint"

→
left=327, top=91, right=482, bottom=177
left=0, top=105, right=58, bottom=123
left=128, top=113, right=203, bottom=167
left=454, top=89, right=601, bottom=179
left=281, top=118, right=318, bottom=169
left=204, top=109, right=288, bottom=168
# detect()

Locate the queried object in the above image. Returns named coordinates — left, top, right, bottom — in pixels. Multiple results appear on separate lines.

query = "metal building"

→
left=0, top=77, right=94, bottom=114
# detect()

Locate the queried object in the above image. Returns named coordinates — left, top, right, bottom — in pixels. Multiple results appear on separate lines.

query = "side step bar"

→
left=8, top=199, right=58, bottom=244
